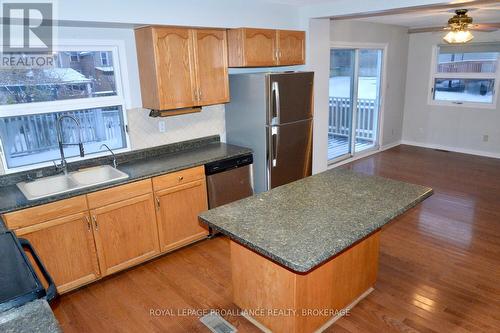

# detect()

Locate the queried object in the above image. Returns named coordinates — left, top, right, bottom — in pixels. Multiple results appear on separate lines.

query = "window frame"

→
left=428, top=44, right=500, bottom=109
left=0, top=39, right=132, bottom=174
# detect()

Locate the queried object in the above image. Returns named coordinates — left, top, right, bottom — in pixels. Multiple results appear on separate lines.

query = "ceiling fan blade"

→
left=470, top=23, right=500, bottom=32
left=408, top=26, right=446, bottom=34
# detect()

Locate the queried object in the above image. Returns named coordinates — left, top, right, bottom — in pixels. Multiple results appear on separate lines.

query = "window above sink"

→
left=0, top=41, right=131, bottom=173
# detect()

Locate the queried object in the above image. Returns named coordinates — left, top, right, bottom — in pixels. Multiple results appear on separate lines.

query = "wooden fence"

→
left=328, top=97, right=376, bottom=141
left=1, top=108, right=122, bottom=157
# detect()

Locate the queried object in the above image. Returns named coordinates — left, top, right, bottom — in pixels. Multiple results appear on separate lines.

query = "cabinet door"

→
left=154, top=27, right=197, bottom=109
left=243, top=28, right=278, bottom=66
left=193, top=29, right=229, bottom=105
left=277, top=30, right=305, bottom=65
left=155, top=179, right=209, bottom=252
left=91, top=193, right=159, bottom=276
left=15, top=212, right=100, bottom=293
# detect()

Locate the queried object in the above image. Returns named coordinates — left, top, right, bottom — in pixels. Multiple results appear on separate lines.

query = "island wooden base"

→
left=230, top=230, right=380, bottom=333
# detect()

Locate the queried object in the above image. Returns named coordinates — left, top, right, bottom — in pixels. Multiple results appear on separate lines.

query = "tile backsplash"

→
left=0, top=104, right=226, bottom=175
left=127, top=104, right=226, bottom=150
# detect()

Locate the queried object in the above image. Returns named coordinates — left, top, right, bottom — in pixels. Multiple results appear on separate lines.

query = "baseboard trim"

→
left=328, top=141, right=401, bottom=169
left=400, top=140, right=500, bottom=160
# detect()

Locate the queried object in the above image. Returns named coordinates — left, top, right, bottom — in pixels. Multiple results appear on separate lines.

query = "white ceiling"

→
left=349, top=3, right=500, bottom=29
left=262, top=0, right=335, bottom=6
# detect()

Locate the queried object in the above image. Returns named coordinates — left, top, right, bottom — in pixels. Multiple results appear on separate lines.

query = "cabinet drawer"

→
left=152, top=166, right=205, bottom=191
left=87, top=179, right=153, bottom=209
left=2, top=195, right=88, bottom=230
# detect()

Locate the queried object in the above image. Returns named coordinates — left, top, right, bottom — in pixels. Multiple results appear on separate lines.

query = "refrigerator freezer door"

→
left=267, top=72, right=314, bottom=125
left=267, top=119, right=313, bottom=189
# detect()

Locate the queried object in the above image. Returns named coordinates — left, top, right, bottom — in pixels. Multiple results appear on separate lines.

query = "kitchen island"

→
left=199, top=168, right=432, bottom=333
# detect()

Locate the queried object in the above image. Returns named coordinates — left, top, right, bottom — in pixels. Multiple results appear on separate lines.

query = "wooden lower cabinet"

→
left=15, top=211, right=100, bottom=293
left=90, top=193, right=160, bottom=276
left=155, top=179, right=209, bottom=252
left=4, top=167, right=210, bottom=293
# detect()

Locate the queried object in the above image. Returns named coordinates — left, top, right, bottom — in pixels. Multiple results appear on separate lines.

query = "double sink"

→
left=17, top=165, right=129, bottom=201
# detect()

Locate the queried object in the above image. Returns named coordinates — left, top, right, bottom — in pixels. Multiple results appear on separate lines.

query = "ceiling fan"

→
left=408, top=9, right=500, bottom=43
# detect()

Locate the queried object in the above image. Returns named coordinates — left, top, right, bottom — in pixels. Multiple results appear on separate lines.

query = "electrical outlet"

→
left=158, top=120, right=166, bottom=133
left=483, top=135, right=489, bottom=142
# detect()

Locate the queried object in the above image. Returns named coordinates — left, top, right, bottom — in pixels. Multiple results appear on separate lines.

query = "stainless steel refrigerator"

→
left=225, top=71, right=314, bottom=193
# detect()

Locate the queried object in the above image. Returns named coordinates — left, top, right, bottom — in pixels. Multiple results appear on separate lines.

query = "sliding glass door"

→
left=328, top=47, right=383, bottom=162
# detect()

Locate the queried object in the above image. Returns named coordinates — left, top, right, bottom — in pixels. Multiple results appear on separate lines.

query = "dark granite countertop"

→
left=0, top=299, right=61, bottom=333
left=0, top=135, right=251, bottom=216
left=199, top=168, right=432, bottom=273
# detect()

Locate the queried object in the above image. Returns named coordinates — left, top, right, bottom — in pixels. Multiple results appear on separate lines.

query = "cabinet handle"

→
left=198, top=89, right=202, bottom=100
left=85, top=216, right=91, bottom=231
left=155, top=197, right=160, bottom=209
left=92, top=215, right=98, bottom=230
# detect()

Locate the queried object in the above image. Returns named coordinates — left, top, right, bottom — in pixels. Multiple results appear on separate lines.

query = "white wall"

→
left=307, top=19, right=331, bottom=173
left=330, top=20, right=410, bottom=147
left=402, top=31, right=500, bottom=158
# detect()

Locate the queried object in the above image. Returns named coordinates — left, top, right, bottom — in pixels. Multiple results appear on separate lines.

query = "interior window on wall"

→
left=430, top=43, right=500, bottom=106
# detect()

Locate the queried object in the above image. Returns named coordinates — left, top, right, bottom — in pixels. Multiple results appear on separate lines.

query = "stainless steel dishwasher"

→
left=205, top=154, right=254, bottom=210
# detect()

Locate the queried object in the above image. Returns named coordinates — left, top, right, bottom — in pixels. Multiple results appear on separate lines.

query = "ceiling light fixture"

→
left=443, top=9, right=474, bottom=44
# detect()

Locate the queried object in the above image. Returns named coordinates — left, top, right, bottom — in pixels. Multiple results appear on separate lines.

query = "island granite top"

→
left=199, top=168, right=432, bottom=273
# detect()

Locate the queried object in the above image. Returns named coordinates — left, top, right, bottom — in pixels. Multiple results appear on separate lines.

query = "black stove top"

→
left=0, top=231, right=56, bottom=313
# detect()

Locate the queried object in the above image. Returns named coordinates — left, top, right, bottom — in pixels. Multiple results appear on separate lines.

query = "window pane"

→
left=0, top=106, right=127, bottom=169
left=437, top=51, right=499, bottom=73
left=433, top=79, right=495, bottom=103
left=0, top=51, right=117, bottom=105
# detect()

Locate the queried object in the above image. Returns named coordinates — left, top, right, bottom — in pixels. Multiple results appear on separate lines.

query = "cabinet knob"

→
left=178, top=176, right=184, bottom=181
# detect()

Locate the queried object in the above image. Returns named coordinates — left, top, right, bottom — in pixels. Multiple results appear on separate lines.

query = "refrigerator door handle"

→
left=271, top=81, right=281, bottom=125
left=271, top=126, right=279, bottom=167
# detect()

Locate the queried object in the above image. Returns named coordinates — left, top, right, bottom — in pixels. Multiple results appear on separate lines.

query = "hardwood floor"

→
left=52, top=145, right=500, bottom=332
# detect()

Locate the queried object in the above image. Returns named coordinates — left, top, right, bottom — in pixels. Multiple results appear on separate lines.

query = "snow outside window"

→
left=429, top=43, right=500, bottom=108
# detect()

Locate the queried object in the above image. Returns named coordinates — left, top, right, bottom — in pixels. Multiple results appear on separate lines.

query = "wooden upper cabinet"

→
left=135, top=26, right=229, bottom=111
left=154, top=28, right=197, bottom=110
left=193, top=29, right=230, bottom=105
left=277, top=30, right=305, bottom=66
left=228, top=28, right=277, bottom=67
left=227, top=28, right=305, bottom=67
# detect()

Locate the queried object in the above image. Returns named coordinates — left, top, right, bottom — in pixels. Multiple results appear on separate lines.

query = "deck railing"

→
left=438, top=60, right=496, bottom=74
left=0, top=108, right=122, bottom=157
left=329, top=97, right=377, bottom=140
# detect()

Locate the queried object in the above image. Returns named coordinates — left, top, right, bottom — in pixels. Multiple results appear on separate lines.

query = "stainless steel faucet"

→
left=55, top=115, right=85, bottom=174
left=100, top=144, right=117, bottom=168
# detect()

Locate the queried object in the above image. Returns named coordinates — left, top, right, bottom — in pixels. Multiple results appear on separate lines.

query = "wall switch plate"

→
left=483, top=135, right=489, bottom=142
left=158, top=120, right=166, bottom=133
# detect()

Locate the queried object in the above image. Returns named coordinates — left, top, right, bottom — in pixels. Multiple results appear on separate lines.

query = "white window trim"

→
left=427, top=45, right=500, bottom=109
left=0, top=39, right=132, bottom=174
